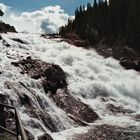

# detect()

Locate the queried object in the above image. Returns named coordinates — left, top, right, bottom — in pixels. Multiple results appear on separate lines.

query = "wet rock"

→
left=107, top=103, right=134, bottom=115
left=25, top=129, right=35, bottom=140
left=67, top=33, right=89, bottom=45
left=4, top=81, right=31, bottom=106
left=52, top=90, right=99, bottom=123
left=64, top=38, right=90, bottom=47
left=43, top=64, right=67, bottom=94
left=39, top=112, right=60, bottom=132
left=0, top=93, right=6, bottom=101
left=28, top=108, right=67, bottom=132
left=134, top=114, right=140, bottom=121
left=94, top=43, right=140, bottom=71
left=41, top=34, right=61, bottom=39
left=0, top=22, right=17, bottom=33
left=4, top=80, right=67, bottom=132
left=73, top=124, right=140, bottom=140
left=11, top=57, right=67, bottom=94
left=0, top=35, right=3, bottom=40
left=12, top=38, right=28, bottom=44
left=62, top=33, right=90, bottom=47
left=67, top=114, right=88, bottom=126
left=12, top=57, right=99, bottom=126
left=0, top=91, right=7, bottom=104
left=19, top=93, right=31, bottom=106
left=2, top=39, right=11, bottom=47
left=120, top=60, right=140, bottom=71
left=38, top=133, right=53, bottom=140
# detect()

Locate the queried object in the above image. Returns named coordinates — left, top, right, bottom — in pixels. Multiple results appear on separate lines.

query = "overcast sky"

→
left=0, top=0, right=93, bottom=33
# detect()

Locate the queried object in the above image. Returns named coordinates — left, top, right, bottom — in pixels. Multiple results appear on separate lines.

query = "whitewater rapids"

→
left=0, top=33, right=140, bottom=139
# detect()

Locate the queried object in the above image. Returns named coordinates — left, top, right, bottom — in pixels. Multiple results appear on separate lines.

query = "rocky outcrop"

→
left=41, top=33, right=90, bottom=47
left=52, top=89, right=99, bottom=123
left=91, top=43, right=140, bottom=72
left=0, top=22, right=17, bottom=33
left=41, top=34, right=61, bottom=39
left=0, top=9, right=16, bottom=33
left=12, top=57, right=99, bottom=125
left=11, top=57, right=67, bottom=94
left=120, top=60, right=140, bottom=71
left=62, top=33, right=90, bottom=47
left=73, top=124, right=140, bottom=140
left=4, top=81, right=61, bottom=133
left=106, top=103, right=134, bottom=115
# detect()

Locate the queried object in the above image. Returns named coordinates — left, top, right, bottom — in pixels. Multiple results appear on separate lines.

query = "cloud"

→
left=1, top=4, right=71, bottom=33
left=0, top=3, right=9, bottom=13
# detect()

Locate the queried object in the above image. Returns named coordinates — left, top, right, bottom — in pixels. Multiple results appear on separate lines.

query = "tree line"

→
left=59, top=0, right=140, bottom=53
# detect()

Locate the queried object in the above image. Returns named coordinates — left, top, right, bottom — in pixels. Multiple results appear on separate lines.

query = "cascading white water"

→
left=0, top=33, right=140, bottom=139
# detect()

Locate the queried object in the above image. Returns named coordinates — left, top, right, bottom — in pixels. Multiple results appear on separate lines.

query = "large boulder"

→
left=12, top=57, right=99, bottom=125
left=11, top=57, right=67, bottom=94
left=120, top=60, right=140, bottom=71
left=52, top=89, right=99, bottom=123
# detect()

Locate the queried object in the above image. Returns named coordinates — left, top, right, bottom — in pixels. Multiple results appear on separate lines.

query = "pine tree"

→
left=59, top=0, right=140, bottom=53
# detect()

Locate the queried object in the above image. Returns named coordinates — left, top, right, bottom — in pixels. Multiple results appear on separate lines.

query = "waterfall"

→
left=0, top=33, right=140, bottom=139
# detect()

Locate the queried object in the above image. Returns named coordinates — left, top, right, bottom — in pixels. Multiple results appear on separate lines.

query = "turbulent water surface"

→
left=0, top=33, right=140, bottom=139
